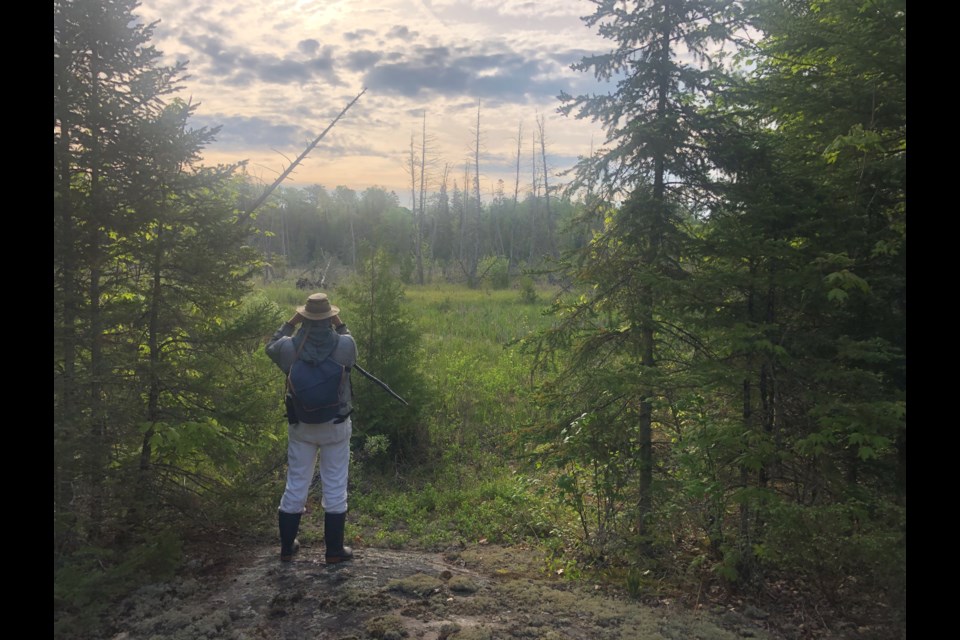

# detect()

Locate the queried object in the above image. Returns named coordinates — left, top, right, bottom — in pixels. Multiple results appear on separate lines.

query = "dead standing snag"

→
left=238, top=88, right=367, bottom=224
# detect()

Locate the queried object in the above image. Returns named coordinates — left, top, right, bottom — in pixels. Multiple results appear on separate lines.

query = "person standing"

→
left=265, top=292, right=356, bottom=564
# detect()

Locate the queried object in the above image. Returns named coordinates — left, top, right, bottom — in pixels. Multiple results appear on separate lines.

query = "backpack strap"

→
left=293, top=325, right=310, bottom=359
left=286, top=324, right=310, bottom=393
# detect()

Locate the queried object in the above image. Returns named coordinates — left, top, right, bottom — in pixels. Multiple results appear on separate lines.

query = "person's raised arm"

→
left=331, top=313, right=350, bottom=335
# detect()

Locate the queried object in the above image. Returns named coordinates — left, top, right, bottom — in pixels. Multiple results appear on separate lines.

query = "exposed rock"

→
left=95, top=544, right=787, bottom=640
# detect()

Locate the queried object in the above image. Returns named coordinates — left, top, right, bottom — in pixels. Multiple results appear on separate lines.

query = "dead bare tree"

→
left=458, top=168, right=468, bottom=268
left=509, top=121, right=523, bottom=273
left=430, top=162, right=450, bottom=261
left=537, top=113, right=557, bottom=259
left=408, top=131, right=419, bottom=275
left=467, top=99, right=483, bottom=287
left=528, top=130, right=540, bottom=263
left=239, top=88, right=366, bottom=224
left=416, top=111, right=429, bottom=284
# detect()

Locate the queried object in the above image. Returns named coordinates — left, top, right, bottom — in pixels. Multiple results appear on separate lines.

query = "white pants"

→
left=279, top=418, right=351, bottom=515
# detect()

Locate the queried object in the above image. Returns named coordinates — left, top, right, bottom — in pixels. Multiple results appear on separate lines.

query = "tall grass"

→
left=410, top=283, right=554, bottom=461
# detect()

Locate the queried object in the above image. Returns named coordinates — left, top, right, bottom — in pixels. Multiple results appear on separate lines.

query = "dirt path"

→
left=104, top=542, right=786, bottom=640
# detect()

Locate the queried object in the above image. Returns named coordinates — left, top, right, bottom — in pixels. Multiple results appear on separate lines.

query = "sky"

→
left=134, top=0, right=614, bottom=208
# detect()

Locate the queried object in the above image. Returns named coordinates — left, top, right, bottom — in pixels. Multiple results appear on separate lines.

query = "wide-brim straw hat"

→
left=297, top=292, right=340, bottom=320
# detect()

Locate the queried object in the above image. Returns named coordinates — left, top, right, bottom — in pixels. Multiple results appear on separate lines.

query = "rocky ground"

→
left=99, top=539, right=867, bottom=640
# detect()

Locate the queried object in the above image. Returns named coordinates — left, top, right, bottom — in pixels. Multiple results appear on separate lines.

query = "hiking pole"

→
left=353, top=364, right=409, bottom=406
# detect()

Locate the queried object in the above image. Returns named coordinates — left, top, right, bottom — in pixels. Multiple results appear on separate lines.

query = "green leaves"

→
left=824, top=268, right=871, bottom=304
left=824, top=124, right=885, bottom=164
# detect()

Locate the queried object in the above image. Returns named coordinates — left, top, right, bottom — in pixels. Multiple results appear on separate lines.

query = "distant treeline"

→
left=248, top=182, right=583, bottom=287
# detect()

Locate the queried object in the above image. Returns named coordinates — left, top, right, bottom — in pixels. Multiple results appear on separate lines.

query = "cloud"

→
left=365, top=64, right=467, bottom=97
left=180, top=34, right=238, bottom=75
left=344, top=28, right=376, bottom=42
left=298, top=39, right=320, bottom=55
left=307, top=52, right=336, bottom=76
left=362, top=44, right=563, bottom=101
left=131, top=0, right=610, bottom=201
left=547, top=49, right=594, bottom=69
left=416, top=46, right=450, bottom=65
left=429, top=0, right=584, bottom=21
left=192, top=114, right=304, bottom=150
left=386, top=25, right=418, bottom=40
left=179, top=34, right=343, bottom=86
left=344, top=50, right=383, bottom=72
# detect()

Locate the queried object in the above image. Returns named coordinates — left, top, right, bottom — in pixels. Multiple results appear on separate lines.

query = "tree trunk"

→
left=637, top=317, right=654, bottom=537
left=537, top=115, right=557, bottom=259
left=528, top=132, right=539, bottom=263
left=350, top=209, right=357, bottom=267
left=87, top=49, right=107, bottom=539
left=637, top=1, right=672, bottom=539
left=138, top=222, right=165, bottom=502
left=55, top=58, right=79, bottom=518
left=416, top=112, right=427, bottom=284
left=510, top=121, right=522, bottom=274
left=470, top=100, right=482, bottom=287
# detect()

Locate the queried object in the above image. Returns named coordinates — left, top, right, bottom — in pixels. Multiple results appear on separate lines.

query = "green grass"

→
left=408, top=282, right=556, bottom=347
left=350, top=471, right=566, bottom=551
left=258, top=283, right=310, bottom=309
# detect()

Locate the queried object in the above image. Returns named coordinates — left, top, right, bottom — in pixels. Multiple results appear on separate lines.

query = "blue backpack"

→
left=286, top=333, right=348, bottom=424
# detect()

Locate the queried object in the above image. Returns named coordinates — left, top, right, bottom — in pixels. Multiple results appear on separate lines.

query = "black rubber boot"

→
left=278, top=511, right=302, bottom=562
left=324, top=511, right=353, bottom=564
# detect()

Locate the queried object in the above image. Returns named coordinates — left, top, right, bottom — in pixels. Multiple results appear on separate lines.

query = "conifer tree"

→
left=529, top=0, right=745, bottom=543
left=54, top=0, right=274, bottom=553
left=699, top=0, right=906, bottom=596
left=339, top=249, right=424, bottom=463
left=55, top=0, right=189, bottom=540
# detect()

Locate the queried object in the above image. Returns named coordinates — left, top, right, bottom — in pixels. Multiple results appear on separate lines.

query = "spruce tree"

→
left=54, top=0, right=274, bottom=554
left=707, top=0, right=906, bottom=601
left=339, top=249, right=424, bottom=464
left=528, top=0, right=746, bottom=545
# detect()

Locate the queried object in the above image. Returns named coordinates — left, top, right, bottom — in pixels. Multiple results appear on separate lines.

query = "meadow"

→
left=258, top=280, right=578, bottom=562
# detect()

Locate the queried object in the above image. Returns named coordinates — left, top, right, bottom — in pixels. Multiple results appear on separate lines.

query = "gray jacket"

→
left=266, top=322, right=357, bottom=418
